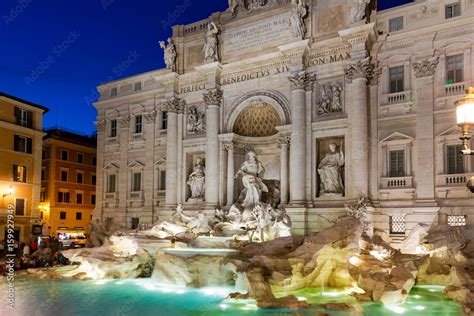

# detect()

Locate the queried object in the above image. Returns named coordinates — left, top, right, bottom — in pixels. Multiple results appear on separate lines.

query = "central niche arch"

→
left=233, top=102, right=280, bottom=137
left=225, top=90, right=291, bottom=136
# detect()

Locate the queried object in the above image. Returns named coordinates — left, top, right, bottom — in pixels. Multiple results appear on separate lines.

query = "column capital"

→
left=305, top=73, right=317, bottom=91
left=223, top=142, right=235, bottom=152
left=369, top=65, right=382, bottom=86
left=288, top=71, right=309, bottom=90
left=203, top=88, right=223, bottom=107
left=119, top=115, right=131, bottom=128
left=144, top=111, right=157, bottom=123
left=278, top=136, right=291, bottom=148
left=95, top=119, right=106, bottom=132
left=412, top=56, right=439, bottom=78
left=344, top=57, right=375, bottom=83
left=164, top=97, right=186, bottom=114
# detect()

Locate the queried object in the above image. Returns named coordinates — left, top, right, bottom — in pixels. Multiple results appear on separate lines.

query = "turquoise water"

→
left=0, top=277, right=464, bottom=316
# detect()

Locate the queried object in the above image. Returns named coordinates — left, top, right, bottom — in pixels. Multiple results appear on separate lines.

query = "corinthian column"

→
left=204, top=88, right=223, bottom=207
left=164, top=97, right=185, bottom=207
left=279, top=136, right=290, bottom=205
left=224, top=143, right=235, bottom=207
left=412, top=57, right=439, bottom=201
left=344, top=57, right=375, bottom=198
left=288, top=72, right=307, bottom=205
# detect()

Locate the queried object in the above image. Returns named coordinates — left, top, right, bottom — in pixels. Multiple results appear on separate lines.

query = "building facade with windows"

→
left=0, top=92, right=49, bottom=245
left=93, top=0, right=474, bottom=245
left=40, top=129, right=97, bottom=238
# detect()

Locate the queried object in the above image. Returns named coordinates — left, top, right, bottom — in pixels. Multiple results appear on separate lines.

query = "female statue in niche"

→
left=203, top=22, right=219, bottom=62
left=288, top=0, right=308, bottom=38
left=235, top=151, right=268, bottom=210
left=318, top=143, right=345, bottom=195
left=187, top=158, right=205, bottom=200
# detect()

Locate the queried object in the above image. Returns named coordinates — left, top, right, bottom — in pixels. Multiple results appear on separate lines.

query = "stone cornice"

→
left=412, top=57, right=439, bottom=78
left=203, top=88, right=223, bottom=107
left=344, top=57, right=375, bottom=83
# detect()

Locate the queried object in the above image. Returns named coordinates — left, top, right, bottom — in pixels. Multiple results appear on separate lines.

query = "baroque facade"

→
left=93, top=0, right=474, bottom=243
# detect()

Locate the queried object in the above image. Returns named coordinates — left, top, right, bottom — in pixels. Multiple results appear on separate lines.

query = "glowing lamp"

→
left=454, top=87, right=474, bottom=155
left=3, top=185, right=13, bottom=198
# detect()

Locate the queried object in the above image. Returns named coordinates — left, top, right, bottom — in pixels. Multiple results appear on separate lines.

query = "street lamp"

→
left=454, top=87, right=474, bottom=191
left=2, top=185, right=13, bottom=198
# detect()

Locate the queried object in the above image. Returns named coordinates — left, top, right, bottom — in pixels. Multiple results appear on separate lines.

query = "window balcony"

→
left=380, top=176, right=413, bottom=189
left=105, top=192, right=116, bottom=200
left=129, top=191, right=143, bottom=200
left=436, top=173, right=473, bottom=187
left=382, top=90, right=412, bottom=106
left=444, top=81, right=471, bottom=97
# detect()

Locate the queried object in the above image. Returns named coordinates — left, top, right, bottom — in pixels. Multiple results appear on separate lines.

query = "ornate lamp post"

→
left=454, top=87, right=474, bottom=191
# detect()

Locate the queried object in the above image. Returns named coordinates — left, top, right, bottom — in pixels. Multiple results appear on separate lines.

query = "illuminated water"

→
left=0, top=277, right=463, bottom=316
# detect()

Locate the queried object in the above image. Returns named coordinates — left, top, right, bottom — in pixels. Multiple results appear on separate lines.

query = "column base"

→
left=285, top=207, right=308, bottom=236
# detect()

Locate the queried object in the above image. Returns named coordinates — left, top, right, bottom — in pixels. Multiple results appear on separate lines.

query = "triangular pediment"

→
left=154, top=157, right=166, bottom=165
left=128, top=160, right=145, bottom=168
left=380, top=132, right=414, bottom=143
left=103, top=162, right=119, bottom=170
left=438, top=126, right=462, bottom=137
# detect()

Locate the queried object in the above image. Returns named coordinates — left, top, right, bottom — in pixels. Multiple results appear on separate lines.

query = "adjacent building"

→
left=0, top=92, right=49, bottom=245
left=40, top=129, right=97, bottom=238
left=93, top=0, right=474, bottom=245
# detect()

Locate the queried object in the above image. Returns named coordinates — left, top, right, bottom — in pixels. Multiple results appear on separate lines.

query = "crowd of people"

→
left=0, top=237, right=70, bottom=275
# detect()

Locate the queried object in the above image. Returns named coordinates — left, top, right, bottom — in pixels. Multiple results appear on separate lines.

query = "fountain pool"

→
left=0, top=277, right=463, bottom=316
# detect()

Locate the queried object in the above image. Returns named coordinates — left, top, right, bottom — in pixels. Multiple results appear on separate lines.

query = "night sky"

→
left=0, top=0, right=412, bottom=135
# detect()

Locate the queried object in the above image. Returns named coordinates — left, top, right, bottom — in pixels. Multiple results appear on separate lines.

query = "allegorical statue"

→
left=288, top=0, right=308, bottom=38
left=350, top=0, right=370, bottom=23
left=235, top=151, right=268, bottom=210
left=203, top=22, right=219, bottom=62
left=318, top=143, right=345, bottom=195
left=159, top=38, right=177, bottom=72
left=187, top=158, right=205, bottom=200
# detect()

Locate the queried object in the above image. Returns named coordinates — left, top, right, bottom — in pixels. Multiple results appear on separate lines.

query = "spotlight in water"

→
left=219, top=304, right=229, bottom=310
left=385, top=305, right=407, bottom=314
left=414, top=306, right=426, bottom=311
left=349, top=256, right=362, bottom=266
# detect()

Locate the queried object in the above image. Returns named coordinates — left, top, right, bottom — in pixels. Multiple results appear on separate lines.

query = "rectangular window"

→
left=389, top=150, right=405, bottom=177
left=447, top=215, right=466, bottom=227
left=76, top=212, right=82, bottom=220
left=77, top=153, right=84, bottom=164
left=91, top=174, right=97, bottom=185
left=159, top=170, right=166, bottom=190
left=61, top=170, right=68, bottom=182
left=60, top=211, right=66, bottom=220
left=16, top=198, right=25, bottom=216
left=389, top=66, right=404, bottom=94
left=41, top=168, right=46, bottom=181
left=445, top=2, right=461, bottom=19
left=110, top=120, right=117, bottom=138
left=390, top=215, right=406, bottom=234
left=76, top=172, right=84, bottom=184
left=76, top=192, right=83, bottom=205
left=447, top=144, right=465, bottom=174
left=132, top=172, right=142, bottom=192
left=91, top=194, right=96, bottom=205
left=131, top=217, right=140, bottom=229
left=161, top=111, right=168, bottom=130
left=15, top=107, right=33, bottom=128
left=389, top=16, right=403, bottom=32
left=446, top=54, right=463, bottom=84
left=92, top=156, right=97, bottom=166
left=58, top=191, right=70, bottom=203
left=14, top=135, right=32, bottom=154
left=134, top=82, right=142, bottom=91
left=40, top=211, right=43, bottom=220
left=110, top=87, right=117, bottom=97
left=107, top=174, right=116, bottom=193
left=61, top=150, right=69, bottom=161
left=40, top=188, right=46, bottom=202
left=134, top=115, right=143, bottom=134
left=13, top=165, right=27, bottom=183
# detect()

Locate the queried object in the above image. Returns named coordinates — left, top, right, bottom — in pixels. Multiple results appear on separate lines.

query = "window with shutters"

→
left=447, top=144, right=465, bottom=174
left=107, top=174, right=116, bottom=193
left=14, top=135, right=32, bottom=154
left=134, top=115, right=143, bottom=134
left=389, top=17, right=403, bottom=32
left=445, top=2, right=461, bottom=19
left=389, top=66, right=404, bottom=93
left=389, top=150, right=405, bottom=177
left=13, top=165, right=27, bottom=183
left=446, top=54, right=463, bottom=84
left=110, top=120, right=117, bottom=138
left=15, top=107, right=33, bottom=128
left=132, top=172, right=142, bottom=192
left=16, top=198, right=25, bottom=216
